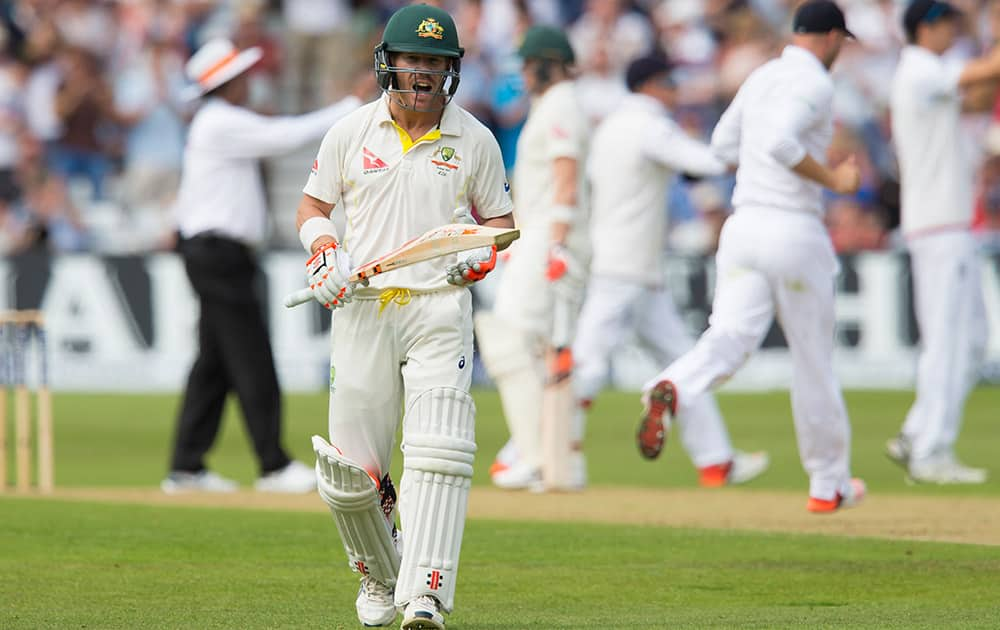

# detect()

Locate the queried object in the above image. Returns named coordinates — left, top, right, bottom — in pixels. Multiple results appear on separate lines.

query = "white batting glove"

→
left=305, top=242, right=354, bottom=310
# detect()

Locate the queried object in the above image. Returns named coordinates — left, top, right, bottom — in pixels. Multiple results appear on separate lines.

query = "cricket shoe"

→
left=637, top=380, right=676, bottom=460
left=807, top=478, right=866, bottom=513
left=908, top=453, right=987, bottom=485
left=885, top=434, right=911, bottom=469
left=255, top=460, right=316, bottom=493
left=698, top=450, right=770, bottom=487
left=400, top=595, right=445, bottom=629
left=356, top=575, right=397, bottom=627
left=160, top=470, right=238, bottom=494
left=491, top=461, right=542, bottom=490
left=488, top=439, right=519, bottom=478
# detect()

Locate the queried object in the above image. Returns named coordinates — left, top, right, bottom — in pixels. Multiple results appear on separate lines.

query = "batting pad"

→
left=394, top=387, right=476, bottom=613
left=474, top=311, right=544, bottom=469
left=313, top=436, right=401, bottom=587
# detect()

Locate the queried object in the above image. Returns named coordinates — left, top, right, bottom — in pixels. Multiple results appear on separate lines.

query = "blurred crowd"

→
left=2, top=0, right=1000, bottom=257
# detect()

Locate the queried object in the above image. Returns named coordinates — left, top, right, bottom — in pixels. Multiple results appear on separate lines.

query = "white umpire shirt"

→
left=891, top=45, right=972, bottom=238
left=711, top=45, right=834, bottom=216
left=174, top=95, right=360, bottom=247
left=587, top=92, right=726, bottom=285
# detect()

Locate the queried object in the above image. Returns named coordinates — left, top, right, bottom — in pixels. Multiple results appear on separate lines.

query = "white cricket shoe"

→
left=909, top=453, right=987, bottom=485
left=491, top=462, right=541, bottom=490
left=885, top=434, right=911, bottom=468
left=356, top=576, right=396, bottom=627
left=400, top=595, right=444, bottom=630
left=160, top=470, right=239, bottom=494
left=807, top=477, right=866, bottom=513
left=254, top=460, right=317, bottom=493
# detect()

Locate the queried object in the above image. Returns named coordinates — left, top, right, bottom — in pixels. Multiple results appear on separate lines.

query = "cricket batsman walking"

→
left=638, top=0, right=866, bottom=512
left=293, top=5, right=513, bottom=628
left=474, top=25, right=592, bottom=491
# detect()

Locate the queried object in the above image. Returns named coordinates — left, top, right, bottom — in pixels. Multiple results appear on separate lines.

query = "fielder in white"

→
left=575, top=54, right=769, bottom=488
left=638, top=0, right=866, bottom=513
left=886, top=0, right=1000, bottom=484
left=475, top=25, right=591, bottom=490
left=293, top=6, right=513, bottom=629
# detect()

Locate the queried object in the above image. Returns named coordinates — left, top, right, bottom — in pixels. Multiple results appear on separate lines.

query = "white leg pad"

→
left=474, top=311, right=544, bottom=469
left=313, top=436, right=401, bottom=587
left=394, top=387, right=476, bottom=614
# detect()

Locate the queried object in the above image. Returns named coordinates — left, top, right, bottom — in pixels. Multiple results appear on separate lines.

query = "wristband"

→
left=299, top=216, right=339, bottom=253
left=550, top=204, right=575, bottom=223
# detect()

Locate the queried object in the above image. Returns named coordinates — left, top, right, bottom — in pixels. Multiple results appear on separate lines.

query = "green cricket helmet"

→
left=374, top=4, right=464, bottom=111
left=517, top=25, right=575, bottom=64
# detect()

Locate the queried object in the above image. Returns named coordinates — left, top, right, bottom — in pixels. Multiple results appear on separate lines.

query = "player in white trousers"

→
left=638, top=0, right=866, bottom=513
left=575, top=55, right=769, bottom=488
left=293, top=6, right=514, bottom=628
left=475, top=26, right=591, bottom=490
left=887, top=0, right=1000, bottom=484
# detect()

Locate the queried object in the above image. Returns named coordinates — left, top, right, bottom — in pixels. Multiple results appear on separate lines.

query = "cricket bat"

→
left=284, top=223, right=519, bottom=308
left=540, top=294, right=576, bottom=491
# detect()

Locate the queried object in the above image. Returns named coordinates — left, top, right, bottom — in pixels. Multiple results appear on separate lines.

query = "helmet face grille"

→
left=374, top=44, right=461, bottom=113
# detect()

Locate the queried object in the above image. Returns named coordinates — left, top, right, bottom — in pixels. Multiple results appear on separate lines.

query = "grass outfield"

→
left=26, top=387, right=1000, bottom=495
left=2, top=499, right=1000, bottom=629
left=2, top=388, right=999, bottom=628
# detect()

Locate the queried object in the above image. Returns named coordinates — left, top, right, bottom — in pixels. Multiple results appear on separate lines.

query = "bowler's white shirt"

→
left=711, top=45, right=834, bottom=216
left=512, top=80, right=589, bottom=230
left=174, top=96, right=360, bottom=246
left=304, top=96, right=513, bottom=291
left=588, top=93, right=726, bottom=283
left=891, top=45, right=971, bottom=238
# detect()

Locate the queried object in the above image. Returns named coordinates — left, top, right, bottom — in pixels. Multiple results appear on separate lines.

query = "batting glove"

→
left=446, top=245, right=497, bottom=287
left=306, top=242, right=354, bottom=310
left=546, top=243, right=572, bottom=282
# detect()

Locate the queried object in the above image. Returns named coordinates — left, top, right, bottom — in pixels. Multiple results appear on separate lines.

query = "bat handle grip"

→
left=283, top=288, right=314, bottom=309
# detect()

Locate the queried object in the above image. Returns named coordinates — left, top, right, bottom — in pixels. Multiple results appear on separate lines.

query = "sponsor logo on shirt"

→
left=430, top=146, right=460, bottom=175
left=362, top=147, right=389, bottom=174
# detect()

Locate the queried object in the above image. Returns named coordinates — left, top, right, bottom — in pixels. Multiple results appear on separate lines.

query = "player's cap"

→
left=380, top=3, right=463, bottom=59
left=517, top=25, right=575, bottom=64
left=183, top=39, right=261, bottom=100
left=625, top=55, right=674, bottom=92
left=903, top=0, right=960, bottom=41
left=792, top=0, right=855, bottom=39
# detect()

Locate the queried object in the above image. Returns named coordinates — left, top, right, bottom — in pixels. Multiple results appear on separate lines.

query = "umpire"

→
left=163, top=39, right=361, bottom=494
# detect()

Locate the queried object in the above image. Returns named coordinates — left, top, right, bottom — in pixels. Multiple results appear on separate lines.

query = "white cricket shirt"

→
left=711, top=45, right=834, bottom=217
left=304, top=95, right=513, bottom=291
left=588, top=93, right=726, bottom=284
left=891, top=45, right=971, bottom=238
left=512, top=80, right=589, bottom=230
left=174, top=96, right=360, bottom=246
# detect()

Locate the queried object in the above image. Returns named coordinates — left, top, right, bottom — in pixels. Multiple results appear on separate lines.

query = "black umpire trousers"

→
left=169, top=234, right=291, bottom=475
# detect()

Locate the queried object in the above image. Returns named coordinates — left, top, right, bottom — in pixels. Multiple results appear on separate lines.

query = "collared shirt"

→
left=304, top=95, right=513, bottom=291
left=174, top=95, right=360, bottom=246
left=711, top=45, right=834, bottom=217
left=512, top=80, right=590, bottom=231
left=587, top=92, right=726, bottom=283
left=891, top=45, right=971, bottom=238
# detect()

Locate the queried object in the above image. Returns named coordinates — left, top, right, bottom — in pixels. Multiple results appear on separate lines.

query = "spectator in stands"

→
left=281, top=0, right=357, bottom=113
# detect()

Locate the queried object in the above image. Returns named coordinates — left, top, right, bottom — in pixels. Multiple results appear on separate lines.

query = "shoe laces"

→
left=410, top=594, right=440, bottom=612
left=361, top=576, right=394, bottom=604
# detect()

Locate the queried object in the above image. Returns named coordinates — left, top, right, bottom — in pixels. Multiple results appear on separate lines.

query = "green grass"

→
left=16, top=387, right=1000, bottom=496
left=2, top=388, right=999, bottom=628
left=2, top=499, right=999, bottom=629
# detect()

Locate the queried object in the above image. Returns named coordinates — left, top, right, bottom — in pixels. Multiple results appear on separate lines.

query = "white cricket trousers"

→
left=573, top=275, right=734, bottom=468
left=327, top=289, right=475, bottom=477
left=902, top=230, right=987, bottom=460
left=648, top=208, right=852, bottom=501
